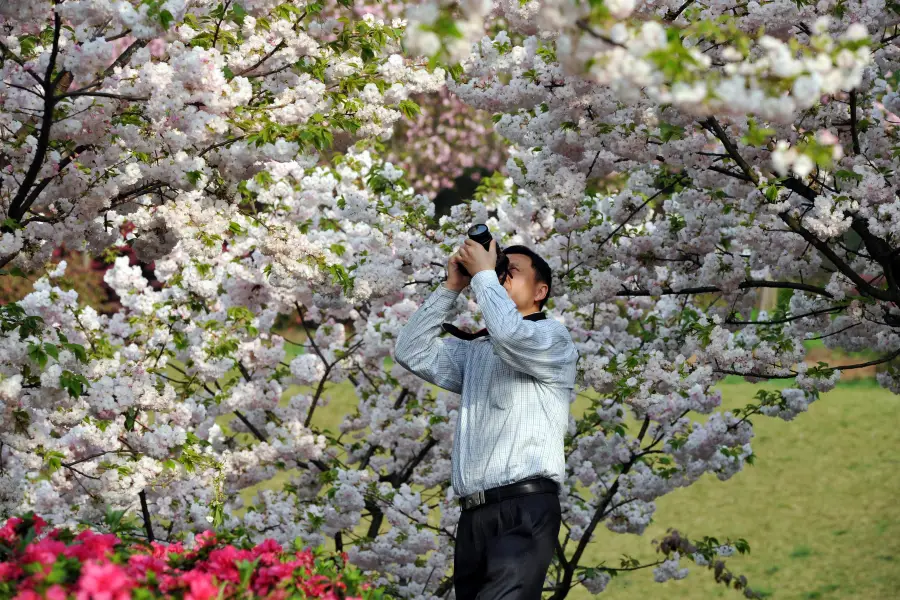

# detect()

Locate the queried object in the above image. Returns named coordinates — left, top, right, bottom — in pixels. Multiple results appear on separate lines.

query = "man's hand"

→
left=445, top=251, right=471, bottom=292
left=458, top=239, right=497, bottom=278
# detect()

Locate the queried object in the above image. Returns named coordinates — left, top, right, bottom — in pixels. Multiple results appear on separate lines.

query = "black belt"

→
left=458, top=477, right=559, bottom=511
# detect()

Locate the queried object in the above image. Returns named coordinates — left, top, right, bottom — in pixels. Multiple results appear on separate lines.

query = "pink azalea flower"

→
left=150, top=541, right=184, bottom=559
left=126, top=554, right=168, bottom=580
left=0, top=562, right=24, bottom=581
left=22, top=538, right=67, bottom=568
left=204, top=545, right=254, bottom=583
left=45, top=585, right=67, bottom=600
left=66, top=531, right=120, bottom=561
left=181, top=570, right=220, bottom=600
left=75, top=561, right=134, bottom=600
left=0, top=518, right=23, bottom=543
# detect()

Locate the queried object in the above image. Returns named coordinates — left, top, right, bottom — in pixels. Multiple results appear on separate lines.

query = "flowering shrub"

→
left=0, top=513, right=383, bottom=600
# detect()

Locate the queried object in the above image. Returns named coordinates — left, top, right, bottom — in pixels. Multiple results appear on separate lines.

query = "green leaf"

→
left=124, top=407, right=138, bottom=432
left=186, top=170, right=204, bottom=185
left=741, top=118, right=776, bottom=146
left=43, top=450, right=65, bottom=474
left=59, top=370, right=89, bottom=399
left=835, top=169, right=863, bottom=183
left=230, top=3, right=248, bottom=24
left=12, top=408, right=30, bottom=435
left=159, top=9, right=174, bottom=29
left=28, top=344, right=48, bottom=369
left=1, top=217, right=22, bottom=231
left=397, top=99, right=421, bottom=119
left=43, top=343, right=59, bottom=361
left=658, top=121, right=685, bottom=143
left=64, top=342, right=88, bottom=363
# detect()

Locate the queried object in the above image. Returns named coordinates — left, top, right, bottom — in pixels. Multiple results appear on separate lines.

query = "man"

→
left=394, top=238, right=578, bottom=600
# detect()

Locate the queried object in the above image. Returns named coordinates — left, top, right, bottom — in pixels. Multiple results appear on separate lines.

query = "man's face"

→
left=502, top=253, right=547, bottom=312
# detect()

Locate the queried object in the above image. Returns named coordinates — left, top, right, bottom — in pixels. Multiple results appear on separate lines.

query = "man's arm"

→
left=393, top=284, right=469, bottom=394
left=470, top=270, right=578, bottom=386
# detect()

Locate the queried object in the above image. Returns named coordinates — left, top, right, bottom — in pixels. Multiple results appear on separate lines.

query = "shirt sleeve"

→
left=470, top=269, right=578, bottom=387
left=393, top=284, right=470, bottom=394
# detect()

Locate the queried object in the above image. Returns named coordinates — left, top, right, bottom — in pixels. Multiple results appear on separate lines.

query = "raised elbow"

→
left=393, top=332, right=414, bottom=369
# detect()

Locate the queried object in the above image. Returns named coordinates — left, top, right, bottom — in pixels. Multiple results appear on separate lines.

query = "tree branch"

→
left=702, top=117, right=759, bottom=184
left=236, top=40, right=286, bottom=77
left=780, top=213, right=897, bottom=302
left=0, top=39, right=45, bottom=86
left=849, top=90, right=861, bottom=155
left=616, top=279, right=834, bottom=299
left=59, top=91, right=149, bottom=101
left=725, top=304, right=848, bottom=326
left=8, top=12, right=62, bottom=221
left=395, top=438, right=438, bottom=485
left=234, top=410, right=267, bottom=442
left=716, top=346, right=900, bottom=379
left=667, top=0, right=694, bottom=20
left=19, top=145, right=92, bottom=216
left=552, top=417, right=651, bottom=598
left=707, top=164, right=753, bottom=182
left=575, top=19, right=627, bottom=48
left=358, top=389, right=409, bottom=470
left=139, top=489, right=155, bottom=543
left=598, top=175, right=687, bottom=248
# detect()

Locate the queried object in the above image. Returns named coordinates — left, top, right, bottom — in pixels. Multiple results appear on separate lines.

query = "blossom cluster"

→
left=384, top=88, right=508, bottom=194
left=0, top=513, right=382, bottom=600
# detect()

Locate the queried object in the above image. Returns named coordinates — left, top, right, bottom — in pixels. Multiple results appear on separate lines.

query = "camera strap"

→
left=441, top=311, right=547, bottom=341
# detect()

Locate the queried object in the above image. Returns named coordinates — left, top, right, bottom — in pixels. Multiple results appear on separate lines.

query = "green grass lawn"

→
left=233, top=343, right=900, bottom=600
left=571, top=378, right=900, bottom=600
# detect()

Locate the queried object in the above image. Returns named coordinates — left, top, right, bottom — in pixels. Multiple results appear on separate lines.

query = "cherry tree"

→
left=415, top=0, right=890, bottom=593
left=1, top=0, right=896, bottom=599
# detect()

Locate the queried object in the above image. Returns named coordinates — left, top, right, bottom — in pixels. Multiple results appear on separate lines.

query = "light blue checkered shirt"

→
left=394, top=270, right=578, bottom=498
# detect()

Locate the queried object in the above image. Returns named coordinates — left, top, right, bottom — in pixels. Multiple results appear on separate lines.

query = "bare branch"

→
left=780, top=213, right=898, bottom=302
left=667, top=0, right=694, bottom=20
left=575, top=19, right=627, bottom=48
left=702, top=117, right=759, bottom=184
left=235, top=40, right=286, bottom=77
left=139, top=489, right=155, bottom=542
left=234, top=410, right=267, bottom=442
left=725, top=304, right=848, bottom=326
left=7, top=12, right=62, bottom=221
left=849, top=89, right=861, bottom=155
left=617, top=279, right=835, bottom=299
left=59, top=91, right=149, bottom=101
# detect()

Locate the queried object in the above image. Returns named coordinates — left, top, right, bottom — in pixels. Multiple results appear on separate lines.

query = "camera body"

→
left=457, top=224, right=510, bottom=283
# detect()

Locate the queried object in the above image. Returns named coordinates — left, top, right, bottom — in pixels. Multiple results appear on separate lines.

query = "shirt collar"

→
left=442, top=311, right=546, bottom=340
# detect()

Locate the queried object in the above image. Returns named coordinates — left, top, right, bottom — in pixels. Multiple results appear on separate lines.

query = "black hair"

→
left=503, top=245, right=552, bottom=309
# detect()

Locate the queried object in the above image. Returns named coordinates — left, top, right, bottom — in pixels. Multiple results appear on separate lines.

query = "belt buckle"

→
left=463, top=490, right=485, bottom=510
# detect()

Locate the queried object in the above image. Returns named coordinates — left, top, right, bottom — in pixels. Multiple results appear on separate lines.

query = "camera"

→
left=457, top=223, right=510, bottom=283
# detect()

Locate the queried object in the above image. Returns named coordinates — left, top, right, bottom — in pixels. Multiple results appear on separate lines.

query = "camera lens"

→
left=468, top=224, right=493, bottom=249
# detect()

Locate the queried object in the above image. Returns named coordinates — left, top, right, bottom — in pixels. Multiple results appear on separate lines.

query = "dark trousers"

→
left=453, top=490, right=561, bottom=600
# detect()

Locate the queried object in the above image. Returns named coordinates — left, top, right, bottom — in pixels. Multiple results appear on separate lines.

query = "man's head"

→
left=501, top=245, right=552, bottom=314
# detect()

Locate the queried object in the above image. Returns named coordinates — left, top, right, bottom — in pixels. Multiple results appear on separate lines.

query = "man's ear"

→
left=534, top=282, right=549, bottom=304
